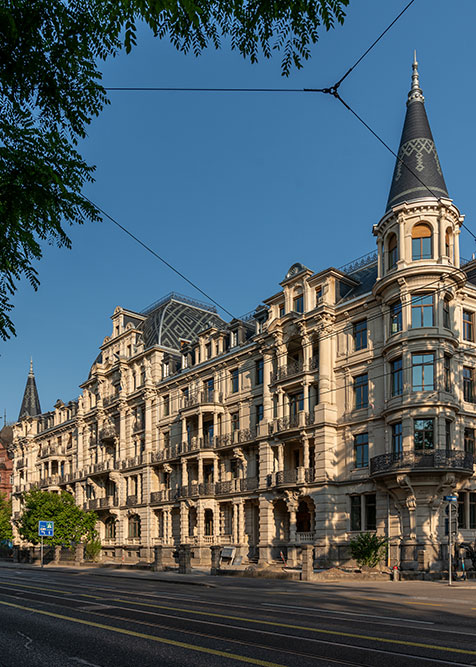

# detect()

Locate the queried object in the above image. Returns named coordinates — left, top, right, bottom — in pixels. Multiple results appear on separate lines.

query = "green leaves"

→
left=349, top=532, right=387, bottom=569
left=1, top=0, right=349, bottom=339
left=16, top=487, right=97, bottom=547
left=0, top=493, right=12, bottom=542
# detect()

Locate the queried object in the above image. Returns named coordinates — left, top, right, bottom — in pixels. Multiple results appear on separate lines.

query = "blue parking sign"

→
left=38, top=521, right=54, bottom=537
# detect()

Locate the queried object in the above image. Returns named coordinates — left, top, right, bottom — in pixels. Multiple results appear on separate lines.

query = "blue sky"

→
left=2, top=0, right=476, bottom=422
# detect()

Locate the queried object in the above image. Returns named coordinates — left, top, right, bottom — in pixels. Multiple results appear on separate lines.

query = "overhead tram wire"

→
left=83, top=196, right=235, bottom=320
left=104, top=1, right=416, bottom=96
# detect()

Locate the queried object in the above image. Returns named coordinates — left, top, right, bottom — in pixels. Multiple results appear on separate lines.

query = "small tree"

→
left=17, top=488, right=97, bottom=547
left=349, top=532, right=387, bottom=569
left=0, top=493, right=12, bottom=542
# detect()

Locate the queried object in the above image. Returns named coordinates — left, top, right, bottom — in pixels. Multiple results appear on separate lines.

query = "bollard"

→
left=392, top=565, right=400, bottom=581
left=210, top=545, right=221, bottom=575
left=301, top=544, right=314, bottom=581
left=178, top=544, right=192, bottom=574
left=153, top=544, right=164, bottom=572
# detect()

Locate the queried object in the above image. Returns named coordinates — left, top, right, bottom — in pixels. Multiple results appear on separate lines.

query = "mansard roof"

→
left=386, top=54, right=448, bottom=212
left=140, top=293, right=226, bottom=350
left=18, top=359, right=41, bottom=420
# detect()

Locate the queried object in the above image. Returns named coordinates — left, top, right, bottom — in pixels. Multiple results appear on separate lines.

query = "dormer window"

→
left=230, top=331, right=238, bottom=348
left=279, top=303, right=285, bottom=318
left=412, top=223, right=432, bottom=260
left=163, top=362, right=170, bottom=378
left=387, top=232, right=398, bottom=270
left=293, top=294, right=304, bottom=314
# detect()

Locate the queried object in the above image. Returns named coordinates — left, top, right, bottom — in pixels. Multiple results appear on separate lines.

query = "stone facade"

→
left=0, top=426, right=13, bottom=500
left=9, top=59, right=476, bottom=570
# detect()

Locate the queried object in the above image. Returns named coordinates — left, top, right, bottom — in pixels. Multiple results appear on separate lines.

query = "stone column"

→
left=75, top=543, right=84, bottom=565
left=303, top=435, right=310, bottom=470
left=198, top=412, right=203, bottom=443
left=180, top=502, right=188, bottom=543
left=258, top=495, right=273, bottom=565
left=210, top=545, right=221, bottom=575
left=213, top=457, right=219, bottom=483
left=198, top=457, right=204, bottom=485
left=277, top=442, right=284, bottom=471
left=181, top=460, right=188, bottom=487
left=144, top=394, right=153, bottom=451
left=301, top=544, right=314, bottom=581
left=153, top=545, right=163, bottom=572
left=178, top=544, right=192, bottom=574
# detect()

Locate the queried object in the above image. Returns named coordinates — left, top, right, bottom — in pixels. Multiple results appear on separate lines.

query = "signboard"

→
left=444, top=495, right=458, bottom=502
left=38, top=521, right=54, bottom=537
left=221, top=546, right=236, bottom=562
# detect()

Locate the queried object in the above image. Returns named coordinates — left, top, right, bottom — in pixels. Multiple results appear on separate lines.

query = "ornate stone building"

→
left=10, top=58, right=476, bottom=569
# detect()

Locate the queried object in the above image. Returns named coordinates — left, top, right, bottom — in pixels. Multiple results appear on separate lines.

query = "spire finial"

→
left=408, top=50, right=424, bottom=105
left=29, top=357, right=34, bottom=376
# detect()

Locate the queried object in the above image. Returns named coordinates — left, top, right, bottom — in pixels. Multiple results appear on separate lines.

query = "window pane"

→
left=351, top=496, right=361, bottom=531
left=365, top=494, right=376, bottom=531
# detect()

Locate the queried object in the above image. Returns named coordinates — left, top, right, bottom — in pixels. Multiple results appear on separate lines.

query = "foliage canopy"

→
left=16, top=487, right=97, bottom=546
left=0, top=0, right=349, bottom=340
left=0, top=493, right=12, bottom=543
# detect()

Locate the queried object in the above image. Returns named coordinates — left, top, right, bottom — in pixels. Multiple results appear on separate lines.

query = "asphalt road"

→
left=0, top=567, right=475, bottom=666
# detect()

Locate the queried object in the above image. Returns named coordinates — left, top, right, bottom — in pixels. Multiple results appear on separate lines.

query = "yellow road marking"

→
left=80, top=594, right=104, bottom=600
left=0, top=581, right=70, bottom=594
left=0, top=600, right=284, bottom=667
left=112, top=598, right=476, bottom=657
left=402, top=602, right=443, bottom=607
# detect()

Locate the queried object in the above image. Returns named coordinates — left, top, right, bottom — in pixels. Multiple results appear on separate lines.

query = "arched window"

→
left=412, top=223, right=432, bottom=260
left=105, top=517, right=116, bottom=539
left=128, top=514, right=141, bottom=538
left=204, top=509, right=214, bottom=536
left=293, top=289, right=304, bottom=314
left=445, top=227, right=453, bottom=261
left=387, top=233, right=398, bottom=270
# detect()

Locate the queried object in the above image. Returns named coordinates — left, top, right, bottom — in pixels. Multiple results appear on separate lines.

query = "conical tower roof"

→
left=18, top=359, right=41, bottom=420
left=386, top=53, right=448, bottom=212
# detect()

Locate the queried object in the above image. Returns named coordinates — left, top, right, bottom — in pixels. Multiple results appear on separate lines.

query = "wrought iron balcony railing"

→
left=370, top=450, right=474, bottom=476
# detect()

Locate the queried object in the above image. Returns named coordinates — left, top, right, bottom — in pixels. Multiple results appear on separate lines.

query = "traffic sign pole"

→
left=448, top=502, right=452, bottom=587
left=40, top=536, right=43, bottom=569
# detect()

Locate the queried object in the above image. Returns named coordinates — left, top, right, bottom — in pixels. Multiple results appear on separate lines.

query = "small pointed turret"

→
left=18, top=359, right=41, bottom=420
left=386, top=54, right=448, bottom=212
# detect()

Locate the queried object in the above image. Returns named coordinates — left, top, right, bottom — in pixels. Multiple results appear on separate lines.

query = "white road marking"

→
left=17, top=631, right=33, bottom=649
left=262, top=602, right=434, bottom=624
left=70, top=657, right=103, bottom=667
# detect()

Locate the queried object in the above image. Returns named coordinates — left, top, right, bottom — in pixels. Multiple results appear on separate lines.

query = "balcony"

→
left=216, top=477, right=259, bottom=494
left=150, top=489, right=172, bottom=503
left=267, top=468, right=314, bottom=487
left=39, top=474, right=61, bottom=488
left=99, top=496, right=117, bottom=509
left=181, top=390, right=223, bottom=409
left=370, top=450, right=475, bottom=477
left=271, top=359, right=318, bottom=383
left=39, top=445, right=65, bottom=459
left=268, top=413, right=313, bottom=435
left=178, top=482, right=216, bottom=498
left=126, top=494, right=138, bottom=506
left=98, top=424, right=118, bottom=442
left=295, top=531, right=315, bottom=544
left=216, top=429, right=257, bottom=448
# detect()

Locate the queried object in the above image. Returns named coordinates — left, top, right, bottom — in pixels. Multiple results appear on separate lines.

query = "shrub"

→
left=84, top=538, right=102, bottom=562
left=349, top=532, right=387, bottom=568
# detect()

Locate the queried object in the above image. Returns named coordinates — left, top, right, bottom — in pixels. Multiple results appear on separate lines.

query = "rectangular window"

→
left=279, top=303, right=285, bottom=318
left=293, top=295, right=304, bottom=313
left=464, top=427, right=475, bottom=454
left=470, top=493, right=476, bottom=530
left=353, top=320, right=367, bottom=351
left=316, top=287, right=322, bottom=303
left=290, top=392, right=304, bottom=415
left=414, top=418, right=434, bottom=450
left=205, top=377, right=214, bottom=401
left=354, top=433, right=369, bottom=468
left=231, top=412, right=240, bottom=433
left=365, top=494, right=377, bottom=531
left=463, top=310, right=473, bottom=342
left=256, top=404, right=264, bottom=423
left=412, top=353, right=434, bottom=391
left=458, top=493, right=466, bottom=529
left=354, top=374, right=369, bottom=409
left=391, top=357, right=403, bottom=396
left=411, top=294, right=434, bottom=328
left=391, top=422, right=403, bottom=454
left=444, top=355, right=451, bottom=392
left=205, top=342, right=212, bottom=359
left=390, top=301, right=402, bottom=334
left=163, top=395, right=169, bottom=417
left=412, top=233, right=432, bottom=260
left=443, top=300, right=451, bottom=329
left=255, top=359, right=264, bottom=385
left=445, top=420, right=452, bottom=452
left=231, top=368, right=239, bottom=393
left=463, top=366, right=474, bottom=402
left=350, top=496, right=362, bottom=531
